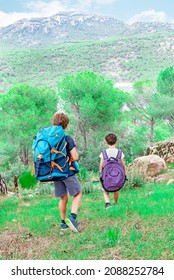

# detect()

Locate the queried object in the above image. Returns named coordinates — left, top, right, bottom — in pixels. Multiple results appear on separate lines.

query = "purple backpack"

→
left=100, top=149, right=126, bottom=192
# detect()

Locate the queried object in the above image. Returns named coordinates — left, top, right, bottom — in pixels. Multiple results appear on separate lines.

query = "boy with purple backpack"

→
left=99, top=133, right=126, bottom=208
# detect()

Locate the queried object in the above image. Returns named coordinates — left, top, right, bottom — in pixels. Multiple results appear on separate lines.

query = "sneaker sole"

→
left=60, top=227, right=69, bottom=231
left=65, top=218, right=79, bottom=233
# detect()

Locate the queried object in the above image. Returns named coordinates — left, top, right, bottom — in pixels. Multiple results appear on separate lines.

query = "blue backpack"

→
left=32, top=125, right=78, bottom=182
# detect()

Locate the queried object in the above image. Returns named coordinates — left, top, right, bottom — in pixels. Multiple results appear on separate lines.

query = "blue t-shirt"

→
left=65, top=135, right=76, bottom=156
left=65, top=135, right=79, bottom=176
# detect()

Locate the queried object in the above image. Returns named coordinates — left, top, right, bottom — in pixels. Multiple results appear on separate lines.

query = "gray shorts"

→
left=54, top=175, right=82, bottom=198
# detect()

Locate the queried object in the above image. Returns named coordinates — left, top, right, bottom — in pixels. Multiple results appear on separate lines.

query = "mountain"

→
left=0, top=12, right=174, bottom=93
left=1, top=11, right=174, bottom=48
left=127, top=21, right=174, bottom=35
left=0, top=12, right=127, bottom=47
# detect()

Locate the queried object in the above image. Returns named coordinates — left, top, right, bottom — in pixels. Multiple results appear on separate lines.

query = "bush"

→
left=2, top=157, right=27, bottom=188
left=82, top=182, right=94, bottom=194
left=79, top=145, right=101, bottom=172
left=124, top=163, right=150, bottom=189
left=77, top=166, right=89, bottom=182
left=154, top=123, right=172, bottom=142
left=19, top=171, right=38, bottom=189
left=77, top=167, right=97, bottom=194
left=129, top=125, right=149, bottom=158
left=35, top=183, right=54, bottom=195
left=19, top=183, right=54, bottom=200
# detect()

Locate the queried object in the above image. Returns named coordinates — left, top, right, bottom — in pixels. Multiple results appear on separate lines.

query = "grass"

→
left=0, top=182, right=174, bottom=260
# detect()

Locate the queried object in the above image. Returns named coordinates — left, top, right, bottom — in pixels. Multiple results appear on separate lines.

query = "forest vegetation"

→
left=0, top=33, right=174, bottom=93
left=0, top=23, right=174, bottom=260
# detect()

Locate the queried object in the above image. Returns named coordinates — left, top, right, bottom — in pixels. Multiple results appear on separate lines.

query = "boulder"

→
left=133, top=155, right=167, bottom=177
left=155, top=173, right=174, bottom=183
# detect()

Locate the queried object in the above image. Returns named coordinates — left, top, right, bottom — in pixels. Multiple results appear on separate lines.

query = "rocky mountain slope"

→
left=0, top=12, right=174, bottom=93
left=1, top=11, right=174, bottom=48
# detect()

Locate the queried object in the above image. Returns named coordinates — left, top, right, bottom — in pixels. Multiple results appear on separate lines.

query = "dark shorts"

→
left=54, top=175, right=82, bottom=197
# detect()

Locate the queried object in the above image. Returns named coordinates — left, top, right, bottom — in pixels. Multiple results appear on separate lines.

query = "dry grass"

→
left=0, top=227, right=56, bottom=260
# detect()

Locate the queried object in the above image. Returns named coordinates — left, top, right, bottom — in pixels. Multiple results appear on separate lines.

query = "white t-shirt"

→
left=99, top=148, right=124, bottom=160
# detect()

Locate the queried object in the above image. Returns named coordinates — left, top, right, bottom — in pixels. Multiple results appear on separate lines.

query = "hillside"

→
left=0, top=33, right=174, bottom=93
left=0, top=12, right=174, bottom=92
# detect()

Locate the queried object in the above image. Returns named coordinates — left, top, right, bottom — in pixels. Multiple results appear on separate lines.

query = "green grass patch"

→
left=0, top=182, right=174, bottom=260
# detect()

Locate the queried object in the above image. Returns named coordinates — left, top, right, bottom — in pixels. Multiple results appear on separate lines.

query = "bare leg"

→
left=59, top=193, right=68, bottom=220
left=71, top=191, right=82, bottom=214
left=103, top=191, right=110, bottom=203
left=114, top=191, right=119, bottom=204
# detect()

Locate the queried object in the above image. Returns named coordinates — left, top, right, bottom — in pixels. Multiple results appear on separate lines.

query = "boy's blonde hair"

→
left=52, top=112, right=69, bottom=129
left=105, top=133, right=117, bottom=145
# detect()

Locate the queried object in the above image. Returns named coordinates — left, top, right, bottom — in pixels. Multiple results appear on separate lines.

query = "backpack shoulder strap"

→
left=116, top=149, right=122, bottom=160
left=102, top=150, right=108, bottom=160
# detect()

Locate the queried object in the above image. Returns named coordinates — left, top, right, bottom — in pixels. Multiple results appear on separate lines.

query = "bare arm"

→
left=99, top=158, right=104, bottom=173
left=70, top=147, right=79, bottom=161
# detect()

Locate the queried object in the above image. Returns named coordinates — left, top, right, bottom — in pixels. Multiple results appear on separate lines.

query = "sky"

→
left=0, top=0, right=174, bottom=28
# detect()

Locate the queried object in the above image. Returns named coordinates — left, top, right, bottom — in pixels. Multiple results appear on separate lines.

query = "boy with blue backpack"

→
left=32, top=112, right=82, bottom=232
left=99, top=133, right=126, bottom=208
left=52, top=112, right=82, bottom=232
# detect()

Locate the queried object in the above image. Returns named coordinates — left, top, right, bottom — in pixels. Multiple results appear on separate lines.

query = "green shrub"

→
left=20, top=183, right=54, bottom=199
left=130, top=125, right=149, bottom=158
left=124, top=163, right=150, bottom=189
left=2, top=157, right=27, bottom=188
left=82, top=182, right=94, bottom=194
left=19, top=171, right=38, bottom=189
left=154, top=123, right=172, bottom=142
left=35, top=183, right=54, bottom=195
left=77, top=166, right=89, bottom=182
left=79, top=145, right=101, bottom=172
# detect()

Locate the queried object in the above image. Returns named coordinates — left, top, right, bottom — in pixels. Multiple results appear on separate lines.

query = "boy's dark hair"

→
left=105, top=133, right=117, bottom=145
left=52, top=112, right=69, bottom=129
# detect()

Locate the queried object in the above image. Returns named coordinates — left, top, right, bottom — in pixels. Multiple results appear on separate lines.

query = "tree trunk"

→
left=74, top=103, right=87, bottom=149
left=23, top=148, right=29, bottom=165
left=20, top=147, right=29, bottom=165
left=14, top=175, right=19, bottom=196
left=73, top=124, right=79, bottom=142
left=0, top=174, right=7, bottom=194
left=149, top=117, right=155, bottom=146
left=81, top=124, right=87, bottom=149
